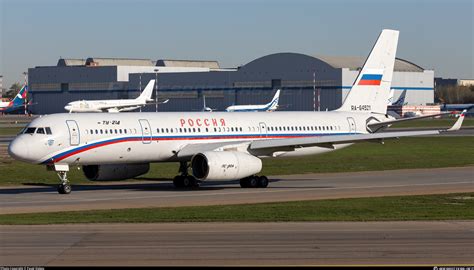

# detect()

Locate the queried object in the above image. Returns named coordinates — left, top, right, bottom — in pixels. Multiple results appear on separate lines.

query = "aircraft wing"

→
left=177, top=141, right=251, bottom=159
left=252, top=110, right=466, bottom=151
left=250, top=130, right=439, bottom=150
left=367, top=111, right=452, bottom=131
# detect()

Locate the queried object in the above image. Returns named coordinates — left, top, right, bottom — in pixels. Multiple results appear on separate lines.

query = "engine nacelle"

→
left=191, top=151, right=262, bottom=181
left=83, top=163, right=150, bottom=181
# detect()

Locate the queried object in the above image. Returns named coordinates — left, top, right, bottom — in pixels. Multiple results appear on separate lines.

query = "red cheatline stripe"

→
left=358, top=80, right=381, bottom=86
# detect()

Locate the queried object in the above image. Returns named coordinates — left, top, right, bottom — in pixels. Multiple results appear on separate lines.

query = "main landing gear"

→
left=239, top=175, right=269, bottom=188
left=172, top=162, right=269, bottom=189
left=173, top=161, right=200, bottom=188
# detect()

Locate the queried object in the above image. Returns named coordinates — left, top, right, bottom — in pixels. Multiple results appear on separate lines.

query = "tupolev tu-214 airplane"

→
left=8, top=29, right=466, bottom=194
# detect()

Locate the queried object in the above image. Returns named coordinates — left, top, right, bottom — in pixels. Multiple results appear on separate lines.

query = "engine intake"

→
left=83, top=163, right=150, bottom=181
left=191, top=151, right=262, bottom=181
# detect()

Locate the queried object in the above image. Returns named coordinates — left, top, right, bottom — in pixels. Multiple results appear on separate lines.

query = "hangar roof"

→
left=157, top=59, right=220, bottom=69
left=85, top=58, right=154, bottom=66
left=315, top=55, right=425, bottom=72
left=57, top=58, right=86, bottom=66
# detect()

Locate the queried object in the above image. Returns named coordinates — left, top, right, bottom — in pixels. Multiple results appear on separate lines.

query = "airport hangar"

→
left=27, top=54, right=434, bottom=114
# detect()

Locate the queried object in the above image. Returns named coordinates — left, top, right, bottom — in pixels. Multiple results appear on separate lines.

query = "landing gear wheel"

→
left=248, top=176, right=259, bottom=188
left=57, top=184, right=71, bottom=194
left=56, top=170, right=71, bottom=194
left=173, top=175, right=199, bottom=188
left=173, top=175, right=185, bottom=188
left=239, top=178, right=249, bottom=188
left=240, top=175, right=269, bottom=188
left=257, top=176, right=269, bottom=188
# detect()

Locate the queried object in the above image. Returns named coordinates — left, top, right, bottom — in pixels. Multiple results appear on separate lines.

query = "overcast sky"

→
left=1, top=0, right=473, bottom=88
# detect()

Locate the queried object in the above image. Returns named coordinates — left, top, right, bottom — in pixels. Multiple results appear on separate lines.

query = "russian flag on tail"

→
left=358, top=74, right=382, bottom=86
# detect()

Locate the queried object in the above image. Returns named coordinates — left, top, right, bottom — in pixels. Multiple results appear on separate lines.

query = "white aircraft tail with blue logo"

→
left=337, top=29, right=399, bottom=115
left=266, top=89, right=280, bottom=111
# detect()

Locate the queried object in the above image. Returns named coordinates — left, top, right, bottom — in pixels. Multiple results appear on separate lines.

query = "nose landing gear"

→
left=57, top=171, right=72, bottom=194
left=48, top=164, right=72, bottom=194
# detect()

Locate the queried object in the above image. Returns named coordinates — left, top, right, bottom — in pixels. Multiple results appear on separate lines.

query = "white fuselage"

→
left=64, top=99, right=145, bottom=113
left=0, top=101, right=10, bottom=108
left=10, top=111, right=380, bottom=166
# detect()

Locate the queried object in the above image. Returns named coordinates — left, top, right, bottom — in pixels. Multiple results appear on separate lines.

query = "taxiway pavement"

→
left=1, top=166, right=473, bottom=214
left=1, top=221, right=472, bottom=266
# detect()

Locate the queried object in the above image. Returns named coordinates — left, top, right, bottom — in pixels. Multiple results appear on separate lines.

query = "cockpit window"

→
left=24, top=127, right=36, bottom=134
left=45, top=127, right=52, bottom=135
left=36, top=128, right=45, bottom=134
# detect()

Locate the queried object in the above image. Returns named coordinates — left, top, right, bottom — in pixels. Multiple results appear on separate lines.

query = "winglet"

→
left=446, top=109, right=467, bottom=131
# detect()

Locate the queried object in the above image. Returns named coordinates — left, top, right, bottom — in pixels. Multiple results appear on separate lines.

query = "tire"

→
left=57, top=184, right=71, bottom=194
left=240, top=178, right=249, bottom=188
left=248, top=176, right=259, bottom=188
left=257, top=176, right=269, bottom=188
left=173, top=175, right=184, bottom=188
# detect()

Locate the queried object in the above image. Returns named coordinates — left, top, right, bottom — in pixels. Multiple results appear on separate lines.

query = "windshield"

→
left=24, top=127, right=36, bottom=134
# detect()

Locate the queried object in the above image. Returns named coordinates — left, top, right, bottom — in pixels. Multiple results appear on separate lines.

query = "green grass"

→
left=0, top=127, right=22, bottom=135
left=0, top=193, right=472, bottom=225
left=1, top=136, right=473, bottom=185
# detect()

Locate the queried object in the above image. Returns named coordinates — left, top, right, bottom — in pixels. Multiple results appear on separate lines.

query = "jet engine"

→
left=82, top=163, right=150, bottom=181
left=191, top=151, right=262, bottom=181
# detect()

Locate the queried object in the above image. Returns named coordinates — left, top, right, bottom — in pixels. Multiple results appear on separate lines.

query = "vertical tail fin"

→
left=267, top=89, right=280, bottom=111
left=337, top=29, right=399, bottom=114
left=136, top=80, right=155, bottom=102
left=11, top=84, right=28, bottom=107
left=393, top=89, right=407, bottom=106
left=387, top=89, right=395, bottom=105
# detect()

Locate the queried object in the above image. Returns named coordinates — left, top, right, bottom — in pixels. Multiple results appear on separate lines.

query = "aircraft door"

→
left=66, top=120, right=80, bottom=146
left=347, top=117, right=356, bottom=134
left=139, top=119, right=152, bottom=144
left=259, top=122, right=268, bottom=137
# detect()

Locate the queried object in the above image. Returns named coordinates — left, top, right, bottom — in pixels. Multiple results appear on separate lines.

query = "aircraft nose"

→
left=8, top=137, right=30, bottom=162
left=64, top=105, right=71, bottom=111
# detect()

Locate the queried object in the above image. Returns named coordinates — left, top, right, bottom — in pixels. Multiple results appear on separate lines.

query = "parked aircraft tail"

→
left=266, top=89, right=280, bottom=111
left=393, top=89, right=407, bottom=106
left=337, top=29, right=399, bottom=114
left=136, top=80, right=156, bottom=102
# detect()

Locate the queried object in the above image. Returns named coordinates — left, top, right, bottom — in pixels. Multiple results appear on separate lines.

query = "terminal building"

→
left=28, top=54, right=434, bottom=114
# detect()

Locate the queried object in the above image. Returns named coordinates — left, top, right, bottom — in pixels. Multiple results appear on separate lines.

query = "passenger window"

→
left=193, top=128, right=196, bottom=132
left=46, top=127, right=52, bottom=135
left=166, top=128, right=169, bottom=133
left=36, top=128, right=45, bottom=134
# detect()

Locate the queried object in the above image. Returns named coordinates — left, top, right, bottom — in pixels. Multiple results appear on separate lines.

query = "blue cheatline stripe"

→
left=41, top=132, right=361, bottom=164
left=360, top=74, right=382, bottom=80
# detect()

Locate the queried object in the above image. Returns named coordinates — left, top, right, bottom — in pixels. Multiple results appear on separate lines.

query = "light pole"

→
left=139, top=73, right=142, bottom=112
left=154, top=69, right=159, bottom=112
left=23, top=72, right=28, bottom=115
